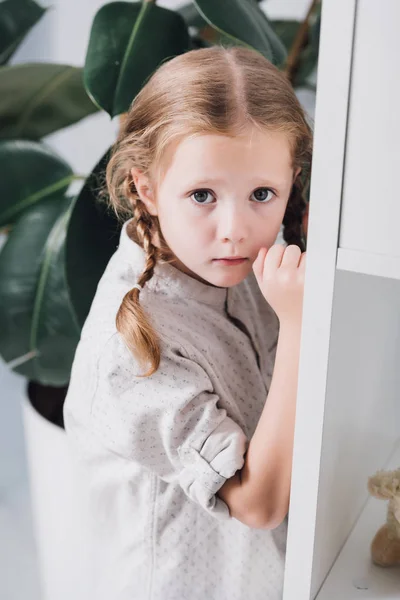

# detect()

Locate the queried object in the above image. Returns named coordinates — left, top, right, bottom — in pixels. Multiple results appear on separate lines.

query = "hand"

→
left=252, top=245, right=306, bottom=325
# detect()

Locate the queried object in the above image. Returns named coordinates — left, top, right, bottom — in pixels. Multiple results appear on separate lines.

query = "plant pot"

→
left=21, top=382, right=91, bottom=600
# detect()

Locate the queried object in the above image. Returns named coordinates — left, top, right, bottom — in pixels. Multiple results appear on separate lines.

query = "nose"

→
left=218, top=203, right=248, bottom=244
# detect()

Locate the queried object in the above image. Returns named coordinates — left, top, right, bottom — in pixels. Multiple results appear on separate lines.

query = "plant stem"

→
left=284, top=0, right=320, bottom=84
left=6, top=349, right=39, bottom=369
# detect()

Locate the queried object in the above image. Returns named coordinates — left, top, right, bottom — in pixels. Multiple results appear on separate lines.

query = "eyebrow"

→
left=185, top=177, right=285, bottom=188
left=188, top=178, right=223, bottom=186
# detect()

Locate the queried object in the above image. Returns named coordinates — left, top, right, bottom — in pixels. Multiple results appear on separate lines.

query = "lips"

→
left=213, top=257, right=247, bottom=265
left=214, top=257, right=246, bottom=260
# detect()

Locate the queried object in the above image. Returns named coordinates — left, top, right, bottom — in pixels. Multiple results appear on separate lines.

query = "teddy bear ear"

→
left=368, top=475, right=387, bottom=499
left=368, top=469, right=400, bottom=500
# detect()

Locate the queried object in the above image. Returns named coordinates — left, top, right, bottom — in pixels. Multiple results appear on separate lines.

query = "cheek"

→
left=158, top=206, right=197, bottom=245
left=253, top=211, right=285, bottom=244
left=172, top=206, right=211, bottom=237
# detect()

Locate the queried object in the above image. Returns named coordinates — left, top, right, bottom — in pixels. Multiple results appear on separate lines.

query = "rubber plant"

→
left=0, top=0, right=320, bottom=427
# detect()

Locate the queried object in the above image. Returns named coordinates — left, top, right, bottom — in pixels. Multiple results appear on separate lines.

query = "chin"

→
left=205, top=267, right=250, bottom=288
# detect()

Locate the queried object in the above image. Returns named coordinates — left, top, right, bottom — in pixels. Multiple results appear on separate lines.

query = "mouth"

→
left=212, top=257, right=248, bottom=265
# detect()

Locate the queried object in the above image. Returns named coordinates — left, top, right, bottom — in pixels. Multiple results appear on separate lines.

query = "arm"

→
left=217, top=319, right=302, bottom=529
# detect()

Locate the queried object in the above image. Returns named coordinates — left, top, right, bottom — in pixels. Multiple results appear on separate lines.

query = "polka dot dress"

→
left=64, top=218, right=288, bottom=599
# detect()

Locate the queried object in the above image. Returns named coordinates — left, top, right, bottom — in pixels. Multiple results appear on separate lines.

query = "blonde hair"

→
left=105, top=45, right=313, bottom=377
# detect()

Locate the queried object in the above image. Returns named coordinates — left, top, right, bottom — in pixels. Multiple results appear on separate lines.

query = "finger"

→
left=263, top=244, right=286, bottom=277
left=280, top=245, right=302, bottom=268
left=252, top=247, right=267, bottom=281
left=299, top=251, right=307, bottom=271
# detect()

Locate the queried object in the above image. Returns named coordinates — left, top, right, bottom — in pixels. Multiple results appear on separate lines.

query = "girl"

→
left=64, top=45, right=311, bottom=600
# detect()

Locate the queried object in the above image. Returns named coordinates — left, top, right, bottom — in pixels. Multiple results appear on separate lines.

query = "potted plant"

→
left=0, top=1, right=320, bottom=598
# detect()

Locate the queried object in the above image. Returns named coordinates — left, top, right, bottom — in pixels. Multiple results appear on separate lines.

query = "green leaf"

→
left=65, top=149, right=121, bottom=327
left=177, top=0, right=267, bottom=30
left=268, top=20, right=300, bottom=53
left=193, top=0, right=287, bottom=66
left=84, top=1, right=191, bottom=117
left=177, top=2, right=208, bottom=29
left=254, top=7, right=289, bottom=67
left=0, top=194, right=80, bottom=385
left=0, top=139, right=74, bottom=227
left=0, top=0, right=46, bottom=65
left=0, top=63, right=99, bottom=140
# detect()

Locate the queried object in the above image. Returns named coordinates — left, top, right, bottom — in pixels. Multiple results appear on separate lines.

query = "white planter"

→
left=21, top=387, right=91, bottom=600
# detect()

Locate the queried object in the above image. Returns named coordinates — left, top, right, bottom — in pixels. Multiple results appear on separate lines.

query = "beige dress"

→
left=63, top=217, right=288, bottom=600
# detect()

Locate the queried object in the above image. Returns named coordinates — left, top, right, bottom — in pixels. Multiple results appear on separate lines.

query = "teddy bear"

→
left=367, top=467, right=400, bottom=567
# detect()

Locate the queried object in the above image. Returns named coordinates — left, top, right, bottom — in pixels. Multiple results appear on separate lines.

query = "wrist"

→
left=279, top=318, right=303, bottom=334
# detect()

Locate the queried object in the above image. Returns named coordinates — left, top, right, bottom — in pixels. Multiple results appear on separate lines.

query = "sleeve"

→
left=89, top=332, right=249, bottom=520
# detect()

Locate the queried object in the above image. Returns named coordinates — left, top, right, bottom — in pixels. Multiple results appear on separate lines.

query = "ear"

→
left=130, top=167, right=158, bottom=216
left=368, top=470, right=399, bottom=500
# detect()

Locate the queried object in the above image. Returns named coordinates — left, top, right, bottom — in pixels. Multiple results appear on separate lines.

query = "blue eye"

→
left=190, top=190, right=214, bottom=205
left=251, top=188, right=275, bottom=203
left=189, top=187, right=276, bottom=206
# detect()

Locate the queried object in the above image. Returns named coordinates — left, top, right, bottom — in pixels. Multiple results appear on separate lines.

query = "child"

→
left=64, top=45, right=311, bottom=600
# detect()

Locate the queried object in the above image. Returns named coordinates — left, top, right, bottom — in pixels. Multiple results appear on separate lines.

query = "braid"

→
left=282, top=173, right=309, bottom=253
left=115, top=178, right=167, bottom=377
left=131, top=195, right=159, bottom=291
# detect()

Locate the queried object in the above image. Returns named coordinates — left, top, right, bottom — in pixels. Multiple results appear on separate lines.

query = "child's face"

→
left=132, top=126, right=299, bottom=289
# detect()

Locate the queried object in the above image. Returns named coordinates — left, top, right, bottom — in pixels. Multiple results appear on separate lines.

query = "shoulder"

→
left=96, top=328, right=211, bottom=394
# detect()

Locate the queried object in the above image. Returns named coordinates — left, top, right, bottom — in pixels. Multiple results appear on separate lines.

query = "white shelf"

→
left=316, top=438, right=400, bottom=599
left=337, top=248, right=400, bottom=281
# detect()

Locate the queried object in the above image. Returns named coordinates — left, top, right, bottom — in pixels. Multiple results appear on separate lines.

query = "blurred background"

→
left=0, top=1, right=319, bottom=598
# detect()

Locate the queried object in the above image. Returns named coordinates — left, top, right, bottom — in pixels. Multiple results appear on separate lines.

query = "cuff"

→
left=177, top=418, right=248, bottom=520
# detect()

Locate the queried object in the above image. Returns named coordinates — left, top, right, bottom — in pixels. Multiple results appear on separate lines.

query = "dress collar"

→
left=117, top=218, right=229, bottom=308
